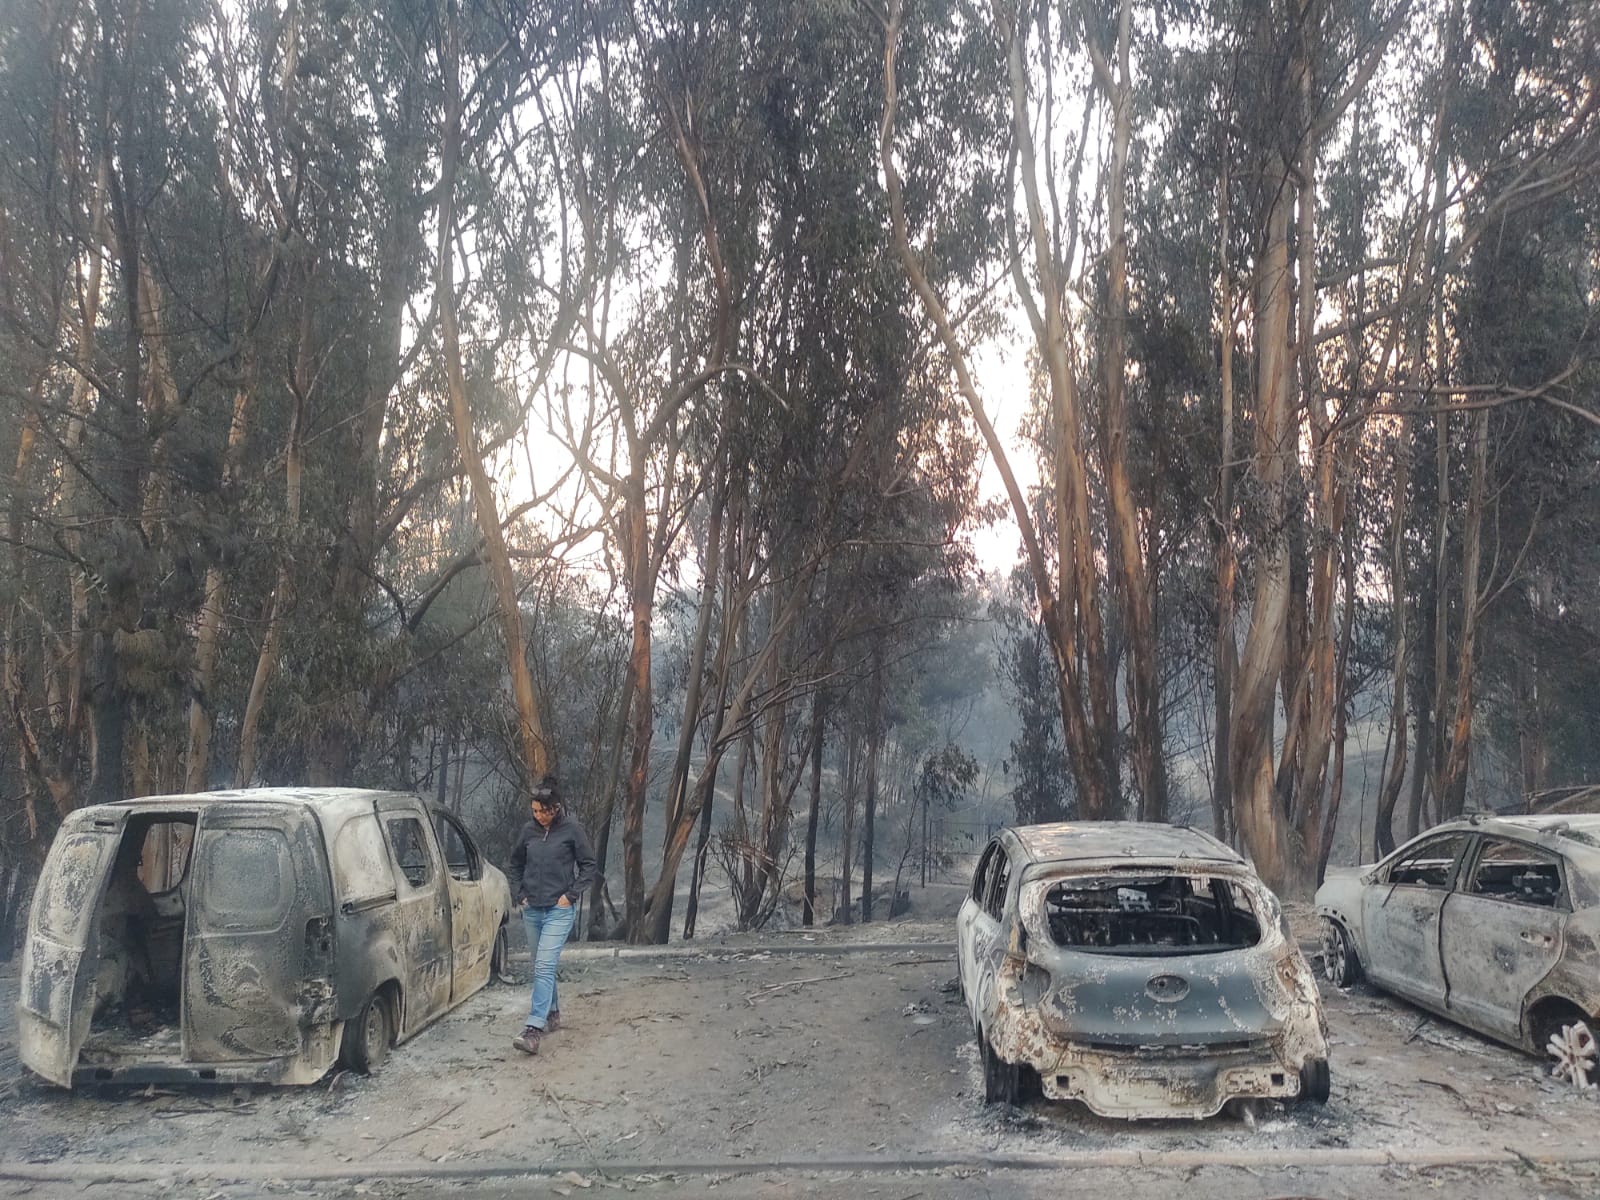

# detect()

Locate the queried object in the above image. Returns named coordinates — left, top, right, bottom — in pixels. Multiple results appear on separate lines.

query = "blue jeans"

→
left=521, top=903, right=576, bottom=1028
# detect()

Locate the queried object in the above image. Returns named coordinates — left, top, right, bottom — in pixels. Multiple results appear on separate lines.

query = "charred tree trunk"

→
left=1438, top=408, right=1487, bottom=818
left=860, top=637, right=884, bottom=924
left=235, top=366, right=304, bottom=787
left=803, top=685, right=827, bottom=927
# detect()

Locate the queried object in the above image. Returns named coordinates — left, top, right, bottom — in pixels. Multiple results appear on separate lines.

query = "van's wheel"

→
left=1300, top=1057, right=1331, bottom=1104
left=341, top=991, right=391, bottom=1074
left=490, top=923, right=511, bottom=984
left=1320, top=918, right=1362, bottom=988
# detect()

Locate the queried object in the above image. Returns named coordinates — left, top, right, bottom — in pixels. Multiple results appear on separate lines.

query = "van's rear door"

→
left=18, top=809, right=126, bottom=1086
left=182, top=803, right=332, bottom=1062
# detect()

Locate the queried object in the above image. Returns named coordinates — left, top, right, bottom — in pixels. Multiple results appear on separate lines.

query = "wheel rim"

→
left=363, top=1001, right=386, bottom=1060
left=1321, top=921, right=1346, bottom=984
left=1548, top=1020, right=1598, bottom=1089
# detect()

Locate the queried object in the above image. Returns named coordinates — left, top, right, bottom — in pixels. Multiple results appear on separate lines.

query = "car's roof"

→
left=1006, top=821, right=1245, bottom=867
left=104, top=787, right=423, bottom=829
left=1459, top=813, right=1600, bottom=859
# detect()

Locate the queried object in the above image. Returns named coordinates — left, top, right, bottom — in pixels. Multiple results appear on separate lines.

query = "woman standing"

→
left=507, top=775, right=597, bottom=1055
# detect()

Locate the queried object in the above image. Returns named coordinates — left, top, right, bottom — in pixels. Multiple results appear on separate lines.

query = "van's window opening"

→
left=434, top=813, right=480, bottom=881
left=386, top=818, right=433, bottom=888
left=334, top=814, right=398, bottom=906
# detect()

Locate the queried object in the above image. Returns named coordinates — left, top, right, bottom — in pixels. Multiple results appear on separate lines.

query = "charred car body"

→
left=19, top=788, right=512, bottom=1088
left=1316, top=814, right=1600, bottom=1068
left=957, top=822, right=1329, bottom=1119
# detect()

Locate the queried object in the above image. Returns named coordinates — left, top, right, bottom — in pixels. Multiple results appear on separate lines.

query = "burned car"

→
left=957, top=822, right=1329, bottom=1119
left=1316, top=814, right=1600, bottom=1082
left=19, top=788, right=512, bottom=1089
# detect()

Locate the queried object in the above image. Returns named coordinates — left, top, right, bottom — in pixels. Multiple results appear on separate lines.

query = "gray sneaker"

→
left=546, top=1010, right=561, bottom=1033
left=511, top=1026, right=542, bottom=1055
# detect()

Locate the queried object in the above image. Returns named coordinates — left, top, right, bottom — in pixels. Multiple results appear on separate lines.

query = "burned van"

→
left=18, top=788, right=512, bottom=1088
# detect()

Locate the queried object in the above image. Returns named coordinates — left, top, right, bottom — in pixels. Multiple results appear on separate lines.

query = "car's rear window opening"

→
left=1044, top=874, right=1262, bottom=954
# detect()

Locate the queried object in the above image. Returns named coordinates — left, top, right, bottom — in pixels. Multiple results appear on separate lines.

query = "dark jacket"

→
left=508, top=811, right=597, bottom=907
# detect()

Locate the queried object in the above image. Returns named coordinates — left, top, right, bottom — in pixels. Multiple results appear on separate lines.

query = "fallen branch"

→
left=364, top=1099, right=466, bottom=1158
left=544, top=1085, right=606, bottom=1178
left=1418, top=1077, right=1475, bottom=1111
left=743, top=971, right=855, bottom=1007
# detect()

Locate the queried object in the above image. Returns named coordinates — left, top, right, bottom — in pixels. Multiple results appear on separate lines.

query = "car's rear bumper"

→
left=1036, top=1039, right=1308, bottom=1118
left=988, top=979, right=1327, bottom=1119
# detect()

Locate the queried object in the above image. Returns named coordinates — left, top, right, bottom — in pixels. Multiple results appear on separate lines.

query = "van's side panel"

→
left=372, top=795, right=453, bottom=1036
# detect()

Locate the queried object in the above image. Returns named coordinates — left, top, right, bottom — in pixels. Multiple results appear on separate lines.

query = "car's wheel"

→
left=1535, top=1005, right=1599, bottom=1088
left=490, top=922, right=511, bottom=984
left=980, top=1030, right=1028, bottom=1106
left=340, top=991, right=391, bottom=1074
left=1015, top=1060, right=1043, bottom=1102
left=1320, top=918, right=1361, bottom=988
left=1300, top=1057, right=1331, bottom=1104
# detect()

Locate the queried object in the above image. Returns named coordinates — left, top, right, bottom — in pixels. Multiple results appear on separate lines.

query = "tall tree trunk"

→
left=861, top=637, right=884, bottom=923
left=1285, top=40, right=1342, bottom=891
left=235, top=382, right=304, bottom=787
left=586, top=668, right=633, bottom=939
left=184, top=378, right=253, bottom=793
left=1093, top=0, right=1165, bottom=823
left=836, top=717, right=860, bottom=925
left=437, top=8, right=549, bottom=791
left=803, top=685, right=827, bottom=927
left=1229, top=136, right=1296, bottom=892
left=1319, top=526, right=1358, bottom=882
left=1438, top=408, right=1487, bottom=817
left=1213, top=148, right=1237, bottom=846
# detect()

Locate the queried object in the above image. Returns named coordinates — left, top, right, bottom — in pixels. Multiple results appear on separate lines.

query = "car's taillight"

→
left=1021, top=962, right=1052, bottom=1005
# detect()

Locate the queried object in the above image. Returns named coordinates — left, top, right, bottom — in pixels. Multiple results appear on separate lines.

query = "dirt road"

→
left=4, top=913, right=1600, bottom=1199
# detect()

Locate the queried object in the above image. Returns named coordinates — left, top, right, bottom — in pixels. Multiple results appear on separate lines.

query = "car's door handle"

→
left=1520, top=930, right=1554, bottom=947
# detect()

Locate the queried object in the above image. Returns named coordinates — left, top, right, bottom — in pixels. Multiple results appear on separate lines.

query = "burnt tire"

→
left=980, top=1031, right=1032, bottom=1106
left=341, top=991, right=391, bottom=1074
left=1320, top=918, right=1361, bottom=988
left=490, top=923, right=510, bottom=984
left=1300, top=1057, right=1331, bottom=1105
